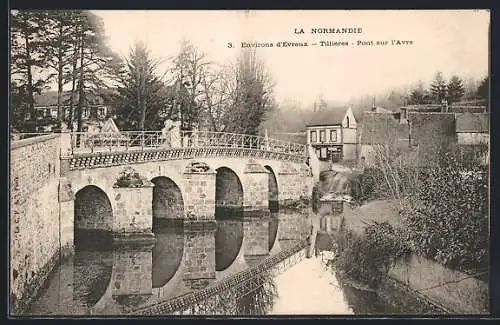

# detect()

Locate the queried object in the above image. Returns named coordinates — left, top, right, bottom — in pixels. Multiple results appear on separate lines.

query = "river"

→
left=26, top=215, right=424, bottom=316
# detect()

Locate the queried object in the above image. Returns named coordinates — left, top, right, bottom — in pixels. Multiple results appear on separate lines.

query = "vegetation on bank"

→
left=330, top=143, right=488, bottom=288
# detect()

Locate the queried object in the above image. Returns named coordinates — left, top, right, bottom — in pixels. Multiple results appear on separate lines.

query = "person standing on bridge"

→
left=161, top=119, right=175, bottom=148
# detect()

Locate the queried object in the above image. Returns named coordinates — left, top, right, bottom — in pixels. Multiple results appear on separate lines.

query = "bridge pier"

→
left=182, top=220, right=217, bottom=290
left=112, top=185, right=155, bottom=243
left=183, top=162, right=216, bottom=221
left=243, top=159, right=269, bottom=213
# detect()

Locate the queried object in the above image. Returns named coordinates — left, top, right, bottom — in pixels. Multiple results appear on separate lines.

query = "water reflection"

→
left=268, top=212, right=279, bottom=251
left=215, top=219, right=243, bottom=272
left=27, top=209, right=421, bottom=316
left=152, top=219, right=184, bottom=288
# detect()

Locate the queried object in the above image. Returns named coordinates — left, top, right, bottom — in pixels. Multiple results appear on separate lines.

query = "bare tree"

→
left=170, top=40, right=210, bottom=131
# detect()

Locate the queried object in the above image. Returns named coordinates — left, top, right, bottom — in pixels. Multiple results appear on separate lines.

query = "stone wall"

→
left=10, top=134, right=63, bottom=314
left=388, top=254, right=489, bottom=314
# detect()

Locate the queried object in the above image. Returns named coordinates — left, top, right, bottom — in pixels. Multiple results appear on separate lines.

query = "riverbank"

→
left=332, top=199, right=489, bottom=314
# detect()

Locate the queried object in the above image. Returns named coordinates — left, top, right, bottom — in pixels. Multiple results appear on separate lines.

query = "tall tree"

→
left=199, top=66, right=233, bottom=132
left=446, top=75, right=465, bottom=105
left=222, top=48, right=274, bottom=135
left=41, top=10, right=79, bottom=123
left=11, top=10, right=50, bottom=130
left=70, top=11, right=117, bottom=132
left=464, top=77, right=479, bottom=100
left=429, top=72, right=448, bottom=104
left=113, top=41, right=169, bottom=131
left=477, top=76, right=489, bottom=101
left=409, top=81, right=427, bottom=105
left=170, top=40, right=209, bottom=131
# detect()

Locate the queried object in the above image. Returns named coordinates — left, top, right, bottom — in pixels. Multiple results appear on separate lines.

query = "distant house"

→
left=455, top=112, right=489, bottom=165
left=455, top=112, right=489, bottom=146
left=306, top=107, right=358, bottom=170
left=359, top=111, right=410, bottom=166
left=407, top=112, right=457, bottom=167
left=33, top=90, right=111, bottom=122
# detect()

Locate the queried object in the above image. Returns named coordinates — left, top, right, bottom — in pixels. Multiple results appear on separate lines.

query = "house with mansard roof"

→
left=306, top=107, right=358, bottom=171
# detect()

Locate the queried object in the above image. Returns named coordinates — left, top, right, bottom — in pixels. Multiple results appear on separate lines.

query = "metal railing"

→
left=66, top=130, right=307, bottom=156
left=10, top=130, right=308, bottom=157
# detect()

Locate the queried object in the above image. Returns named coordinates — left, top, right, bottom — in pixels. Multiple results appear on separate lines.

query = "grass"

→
left=341, top=199, right=402, bottom=235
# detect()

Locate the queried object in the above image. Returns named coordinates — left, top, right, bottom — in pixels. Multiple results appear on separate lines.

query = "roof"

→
left=449, top=106, right=487, bottom=114
left=359, top=112, right=409, bottom=145
left=370, top=106, right=393, bottom=114
left=268, top=132, right=307, bottom=145
left=33, top=89, right=118, bottom=107
left=408, top=112, right=457, bottom=166
left=401, top=105, right=442, bottom=113
left=100, top=118, right=120, bottom=133
left=306, top=108, right=347, bottom=127
left=456, top=113, right=489, bottom=132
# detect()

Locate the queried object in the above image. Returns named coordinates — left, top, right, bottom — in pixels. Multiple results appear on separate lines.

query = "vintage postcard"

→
left=9, top=9, right=490, bottom=317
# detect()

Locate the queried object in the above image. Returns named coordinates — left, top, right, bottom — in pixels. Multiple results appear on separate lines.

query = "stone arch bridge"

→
left=10, top=130, right=314, bottom=313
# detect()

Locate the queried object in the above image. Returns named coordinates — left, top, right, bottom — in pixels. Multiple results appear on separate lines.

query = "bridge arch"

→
left=74, top=185, right=113, bottom=245
left=264, top=165, right=279, bottom=213
left=215, top=167, right=244, bottom=219
left=151, top=176, right=184, bottom=222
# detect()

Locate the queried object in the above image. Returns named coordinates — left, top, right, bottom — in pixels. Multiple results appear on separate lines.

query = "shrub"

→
left=360, top=167, right=391, bottom=201
left=333, top=221, right=411, bottom=288
left=402, top=146, right=489, bottom=272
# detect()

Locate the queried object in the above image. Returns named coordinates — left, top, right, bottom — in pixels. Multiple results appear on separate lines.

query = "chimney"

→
left=371, top=96, right=376, bottom=111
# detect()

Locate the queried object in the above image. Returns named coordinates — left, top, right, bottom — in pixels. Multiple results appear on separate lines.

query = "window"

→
left=316, top=148, right=321, bottom=158
left=346, top=116, right=350, bottom=128
left=330, top=130, right=337, bottom=142
left=320, top=130, right=326, bottom=142
left=310, top=130, right=317, bottom=143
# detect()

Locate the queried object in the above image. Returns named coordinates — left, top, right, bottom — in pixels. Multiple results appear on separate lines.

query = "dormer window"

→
left=346, top=116, right=350, bottom=128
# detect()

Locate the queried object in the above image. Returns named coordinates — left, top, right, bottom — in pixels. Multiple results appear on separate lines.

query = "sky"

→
left=93, top=10, right=489, bottom=106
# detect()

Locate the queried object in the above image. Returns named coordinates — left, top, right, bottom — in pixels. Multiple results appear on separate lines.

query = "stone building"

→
left=359, top=111, right=410, bottom=166
left=305, top=107, right=358, bottom=171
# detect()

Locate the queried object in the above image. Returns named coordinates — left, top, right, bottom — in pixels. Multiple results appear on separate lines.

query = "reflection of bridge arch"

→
left=264, top=166, right=279, bottom=251
left=215, top=167, right=244, bottom=219
left=74, top=185, right=113, bottom=249
left=215, top=219, right=244, bottom=272
left=152, top=222, right=184, bottom=288
left=151, top=177, right=184, bottom=222
left=73, top=248, right=113, bottom=309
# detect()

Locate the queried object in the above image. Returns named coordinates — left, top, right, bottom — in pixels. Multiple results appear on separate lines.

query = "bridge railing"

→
left=11, top=130, right=307, bottom=157
left=64, top=130, right=307, bottom=156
